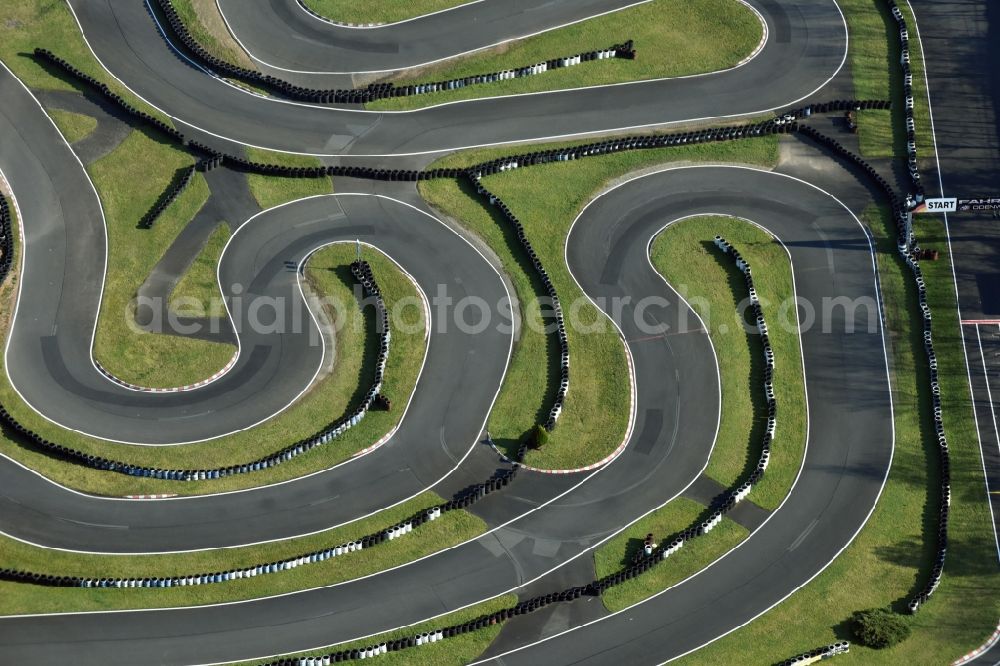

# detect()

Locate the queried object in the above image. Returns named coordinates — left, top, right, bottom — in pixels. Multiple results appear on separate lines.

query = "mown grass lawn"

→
left=595, top=497, right=748, bottom=613
left=0, top=492, right=483, bottom=614
left=368, top=0, right=762, bottom=111
left=301, top=0, right=473, bottom=25
left=0, top=243, right=427, bottom=496
left=245, top=147, right=333, bottom=209
left=652, top=217, right=806, bottom=510
left=839, top=0, right=932, bottom=158
left=47, top=108, right=97, bottom=143
left=671, top=207, right=1000, bottom=664
left=172, top=0, right=255, bottom=69
left=420, top=135, right=778, bottom=470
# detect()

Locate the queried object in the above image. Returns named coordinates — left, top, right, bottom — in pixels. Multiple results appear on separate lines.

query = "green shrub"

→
left=851, top=607, right=911, bottom=648
left=528, top=425, right=550, bottom=450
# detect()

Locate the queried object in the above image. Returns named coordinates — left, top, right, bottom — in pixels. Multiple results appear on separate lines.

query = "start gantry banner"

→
left=913, top=197, right=1000, bottom=213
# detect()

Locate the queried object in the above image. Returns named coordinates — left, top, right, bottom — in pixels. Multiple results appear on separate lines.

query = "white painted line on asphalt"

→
left=0, top=195, right=514, bottom=546
left=468, top=165, right=894, bottom=666
left=64, top=0, right=847, bottom=158
left=289, top=0, right=487, bottom=31
left=906, top=0, right=1000, bottom=563
left=975, top=324, right=1000, bottom=490
left=0, top=168, right=888, bottom=666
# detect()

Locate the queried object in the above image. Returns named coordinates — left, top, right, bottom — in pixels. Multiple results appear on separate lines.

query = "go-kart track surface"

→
left=69, top=0, right=844, bottom=155
left=0, top=0, right=978, bottom=664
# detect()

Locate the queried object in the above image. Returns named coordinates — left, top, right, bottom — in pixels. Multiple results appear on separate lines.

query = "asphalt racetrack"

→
left=0, top=0, right=976, bottom=664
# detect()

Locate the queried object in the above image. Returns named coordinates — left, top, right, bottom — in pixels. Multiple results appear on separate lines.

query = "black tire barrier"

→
left=465, top=177, right=569, bottom=431
left=0, top=261, right=394, bottom=481
left=794, top=123, right=945, bottom=613
left=152, top=0, right=632, bottom=105
left=139, top=164, right=196, bottom=229
left=32, top=49, right=185, bottom=144
left=883, top=0, right=923, bottom=190
left=0, top=194, right=13, bottom=286
left=775, top=642, right=850, bottom=665
left=24, top=50, right=890, bottom=190
left=0, top=471, right=526, bottom=591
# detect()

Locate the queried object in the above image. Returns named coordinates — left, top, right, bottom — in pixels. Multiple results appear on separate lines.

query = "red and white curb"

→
left=488, top=328, right=637, bottom=475
left=953, top=623, right=1000, bottom=665
left=94, top=351, right=239, bottom=393
left=294, top=0, right=384, bottom=27
left=123, top=494, right=178, bottom=499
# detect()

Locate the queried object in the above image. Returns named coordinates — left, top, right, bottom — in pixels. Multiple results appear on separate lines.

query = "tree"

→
left=851, top=607, right=911, bottom=648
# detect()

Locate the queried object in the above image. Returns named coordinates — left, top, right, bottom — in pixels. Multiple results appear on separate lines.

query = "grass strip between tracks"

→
left=0, top=492, right=484, bottom=615
left=301, top=0, right=474, bottom=26
left=669, top=207, right=1000, bottom=664
left=420, top=136, right=778, bottom=470
left=172, top=0, right=256, bottom=70
left=245, top=148, right=333, bottom=210
left=839, top=0, right=932, bottom=158
left=0, top=243, right=426, bottom=496
left=593, top=215, right=806, bottom=611
left=366, top=0, right=763, bottom=111
left=596, top=498, right=748, bottom=613
left=47, top=108, right=97, bottom=143
left=237, top=593, right=518, bottom=666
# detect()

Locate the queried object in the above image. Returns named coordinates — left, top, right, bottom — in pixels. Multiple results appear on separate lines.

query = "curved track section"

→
left=218, top=0, right=648, bottom=73
left=0, top=167, right=892, bottom=665
left=0, top=63, right=516, bottom=551
left=66, top=0, right=843, bottom=155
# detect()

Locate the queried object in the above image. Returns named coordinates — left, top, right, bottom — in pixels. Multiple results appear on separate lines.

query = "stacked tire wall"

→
left=886, top=0, right=925, bottom=195
left=33, top=49, right=184, bottom=143
left=152, top=0, right=633, bottom=104
left=466, top=176, right=569, bottom=430
left=876, top=8, right=950, bottom=615
left=0, top=194, right=12, bottom=282
left=776, top=642, right=850, bottom=665
left=139, top=164, right=195, bottom=228
left=0, top=260, right=394, bottom=481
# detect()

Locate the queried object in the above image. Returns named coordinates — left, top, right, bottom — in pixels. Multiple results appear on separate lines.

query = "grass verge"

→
left=245, top=148, right=333, bottom=209
left=0, top=243, right=427, bottom=496
left=47, top=108, right=96, bottom=143
left=651, top=216, right=806, bottom=509
left=301, top=0, right=473, bottom=25
left=367, top=0, right=762, bottom=111
left=839, top=0, right=932, bottom=158
left=671, top=207, right=1000, bottom=664
left=169, top=221, right=230, bottom=318
left=595, top=497, right=748, bottom=612
left=239, top=594, right=518, bottom=666
left=88, top=129, right=234, bottom=388
left=0, top=492, right=484, bottom=614
left=172, top=0, right=255, bottom=70
left=419, top=136, right=778, bottom=470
